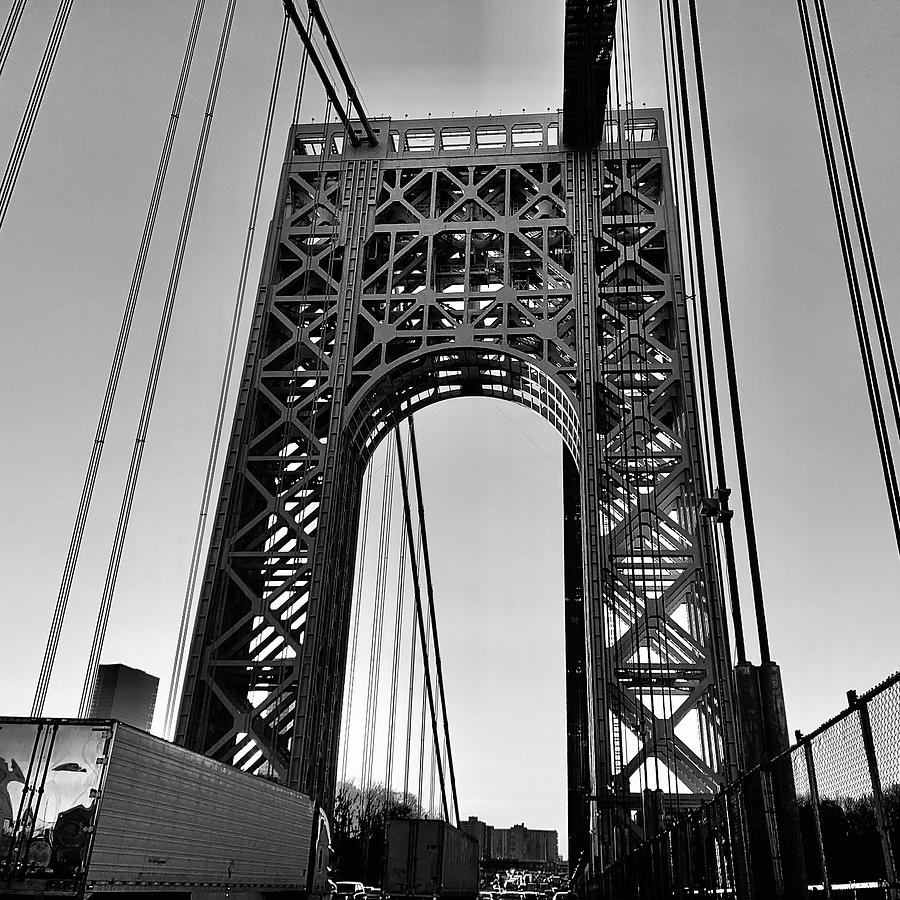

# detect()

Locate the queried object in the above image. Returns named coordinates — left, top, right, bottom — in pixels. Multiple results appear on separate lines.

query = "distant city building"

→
left=460, top=816, right=495, bottom=860
left=88, top=664, right=158, bottom=730
left=461, top=816, right=559, bottom=864
left=491, top=822, right=559, bottom=864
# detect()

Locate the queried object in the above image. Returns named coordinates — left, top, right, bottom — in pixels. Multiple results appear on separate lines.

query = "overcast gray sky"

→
left=1, top=0, right=899, bottom=852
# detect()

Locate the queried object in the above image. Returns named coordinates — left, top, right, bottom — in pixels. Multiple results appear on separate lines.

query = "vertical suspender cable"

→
left=163, top=13, right=290, bottom=736
left=429, top=740, right=438, bottom=818
left=407, top=418, right=460, bottom=823
left=684, top=0, right=771, bottom=662
left=808, top=0, right=900, bottom=557
left=0, top=0, right=28, bottom=80
left=659, top=0, right=715, bottom=499
left=796, top=0, right=900, bottom=553
left=31, top=0, right=207, bottom=717
left=361, top=440, right=395, bottom=793
left=394, top=425, right=450, bottom=823
left=812, top=0, right=900, bottom=432
left=608, top=23, right=630, bottom=799
left=416, top=600, right=429, bottom=811
left=0, top=0, right=74, bottom=230
left=668, top=0, right=747, bottom=666
left=623, top=0, right=662, bottom=795
left=78, top=0, right=238, bottom=716
left=341, top=465, right=374, bottom=785
left=662, top=0, right=736, bottom=777
left=385, top=432, right=412, bottom=793
left=402, top=525, right=422, bottom=798
left=624, top=0, right=678, bottom=796
left=656, top=0, right=720, bottom=783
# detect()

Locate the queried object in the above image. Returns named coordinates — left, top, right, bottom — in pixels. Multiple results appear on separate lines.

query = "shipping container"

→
left=382, top=819, right=478, bottom=899
left=0, top=718, right=331, bottom=897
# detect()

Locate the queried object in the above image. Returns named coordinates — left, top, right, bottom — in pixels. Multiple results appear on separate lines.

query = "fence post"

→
left=849, top=689, right=899, bottom=899
left=662, top=829, right=673, bottom=898
left=674, top=816, right=690, bottom=893
left=726, top=784, right=752, bottom=900
left=797, top=729, right=832, bottom=899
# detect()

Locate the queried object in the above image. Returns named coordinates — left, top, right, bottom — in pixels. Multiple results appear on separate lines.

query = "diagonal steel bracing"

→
left=176, top=111, right=736, bottom=869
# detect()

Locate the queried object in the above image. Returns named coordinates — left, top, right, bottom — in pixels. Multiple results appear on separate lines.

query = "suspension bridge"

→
left=0, top=1, right=899, bottom=899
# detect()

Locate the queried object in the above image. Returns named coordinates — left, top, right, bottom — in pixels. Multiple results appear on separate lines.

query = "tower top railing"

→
left=289, top=110, right=665, bottom=162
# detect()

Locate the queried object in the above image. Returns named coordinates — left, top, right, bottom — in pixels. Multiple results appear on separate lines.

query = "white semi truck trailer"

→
left=0, top=718, right=331, bottom=899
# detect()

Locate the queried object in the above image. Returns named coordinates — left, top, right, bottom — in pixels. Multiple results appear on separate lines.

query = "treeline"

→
left=330, top=781, right=429, bottom=884
left=799, top=783, right=900, bottom=883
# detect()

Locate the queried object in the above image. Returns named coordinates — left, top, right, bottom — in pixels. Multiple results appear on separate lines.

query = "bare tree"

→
left=331, top=780, right=425, bottom=883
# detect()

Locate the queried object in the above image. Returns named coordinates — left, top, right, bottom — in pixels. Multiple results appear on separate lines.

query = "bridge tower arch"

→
left=175, top=110, right=737, bottom=866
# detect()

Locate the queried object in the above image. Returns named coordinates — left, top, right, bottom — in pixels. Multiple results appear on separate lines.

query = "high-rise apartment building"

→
left=88, top=664, right=158, bottom=731
left=492, top=823, right=559, bottom=864
left=460, top=816, right=495, bottom=860
left=461, top=815, right=559, bottom=864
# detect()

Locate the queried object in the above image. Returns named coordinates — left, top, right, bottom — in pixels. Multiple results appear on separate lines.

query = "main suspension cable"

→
left=78, top=0, right=238, bottom=716
left=163, top=12, right=290, bottom=736
left=291, top=9, right=313, bottom=123
left=0, top=0, right=74, bottom=231
left=31, top=0, right=208, bottom=717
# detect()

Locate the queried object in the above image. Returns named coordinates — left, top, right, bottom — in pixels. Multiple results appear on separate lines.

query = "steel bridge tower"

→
left=175, top=109, right=738, bottom=869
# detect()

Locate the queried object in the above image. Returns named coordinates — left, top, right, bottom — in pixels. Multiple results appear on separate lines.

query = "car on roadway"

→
left=335, top=881, right=366, bottom=900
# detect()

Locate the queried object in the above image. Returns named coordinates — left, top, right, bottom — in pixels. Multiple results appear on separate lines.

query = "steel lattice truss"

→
left=176, top=111, right=736, bottom=865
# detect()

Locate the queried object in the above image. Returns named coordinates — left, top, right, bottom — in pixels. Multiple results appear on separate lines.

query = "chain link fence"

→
left=597, top=670, right=900, bottom=898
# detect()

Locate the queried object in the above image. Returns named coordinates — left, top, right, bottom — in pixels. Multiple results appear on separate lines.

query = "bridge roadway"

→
left=4, top=667, right=900, bottom=899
